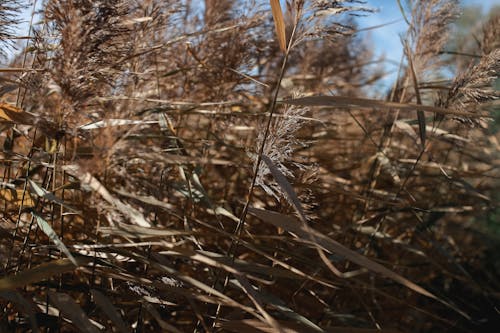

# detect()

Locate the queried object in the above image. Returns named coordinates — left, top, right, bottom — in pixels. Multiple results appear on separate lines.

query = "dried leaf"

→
left=28, top=179, right=79, bottom=212
left=32, top=211, right=78, bottom=266
left=282, top=96, right=488, bottom=118
left=270, top=0, right=287, bottom=51
left=0, top=102, right=36, bottom=124
left=261, top=154, right=308, bottom=223
left=0, top=258, right=90, bottom=292
left=406, top=43, right=426, bottom=147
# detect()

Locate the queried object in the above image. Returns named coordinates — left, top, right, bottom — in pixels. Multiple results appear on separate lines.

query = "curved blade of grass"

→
left=32, top=211, right=77, bottom=266
left=0, top=258, right=90, bottom=292
left=48, top=291, right=100, bottom=333
left=396, top=0, right=411, bottom=25
left=64, top=165, right=151, bottom=227
left=28, top=179, right=79, bottom=212
left=112, top=188, right=175, bottom=212
left=140, top=252, right=262, bottom=316
left=405, top=42, right=426, bottom=147
left=248, top=207, right=470, bottom=320
left=220, top=319, right=404, bottom=332
left=270, top=0, right=286, bottom=51
left=90, top=289, right=131, bottom=333
left=281, top=95, right=489, bottom=118
left=261, top=154, right=307, bottom=223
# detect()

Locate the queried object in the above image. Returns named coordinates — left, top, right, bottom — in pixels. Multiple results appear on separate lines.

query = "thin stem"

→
left=231, top=22, right=298, bottom=257
left=210, top=20, right=299, bottom=330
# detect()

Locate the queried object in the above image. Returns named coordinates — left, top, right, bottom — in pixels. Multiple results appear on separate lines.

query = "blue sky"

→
left=360, top=0, right=499, bottom=62
left=357, top=0, right=500, bottom=91
left=5, top=0, right=499, bottom=76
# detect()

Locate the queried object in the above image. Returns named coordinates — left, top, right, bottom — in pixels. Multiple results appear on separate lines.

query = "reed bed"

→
left=0, top=0, right=498, bottom=332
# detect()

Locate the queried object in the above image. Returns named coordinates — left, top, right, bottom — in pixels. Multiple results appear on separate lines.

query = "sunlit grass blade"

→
left=232, top=275, right=284, bottom=333
left=281, top=95, right=489, bottom=118
left=32, top=211, right=77, bottom=266
left=270, top=0, right=286, bottom=51
left=405, top=43, right=426, bottom=147
left=28, top=179, right=79, bottom=212
left=261, top=154, right=308, bottom=223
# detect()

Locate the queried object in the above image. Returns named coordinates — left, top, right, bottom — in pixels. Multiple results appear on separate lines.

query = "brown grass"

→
left=0, top=1, right=499, bottom=332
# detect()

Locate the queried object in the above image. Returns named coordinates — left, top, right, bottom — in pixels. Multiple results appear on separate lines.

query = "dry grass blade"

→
left=64, top=165, right=151, bottom=227
left=90, top=289, right=131, bottom=333
left=261, top=154, right=308, bottom=223
left=98, top=224, right=189, bottom=239
left=248, top=207, right=470, bottom=320
left=241, top=283, right=325, bottom=332
left=270, top=0, right=286, bottom=51
left=281, top=95, right=489, bottom=118
left=111, top=189, right=175, bottom=212
left=28, top=179, right=78, bottom=212
left=0, top=83, right=17, bottom=97
left=0, top=102, right=36, bottom=124
left=48, top=291, right=101, bottom=333
left=405, top=44, right=426, bottom=147
left=32, top=211, right=78, bottom=266
left=0, top=258, right=90, bottom=292
left=146, top=253, right=259, bottom=315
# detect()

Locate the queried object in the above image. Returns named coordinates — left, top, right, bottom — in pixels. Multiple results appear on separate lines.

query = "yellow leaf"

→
left=0, top=102, right=36, bottom=125
left=270, top=0, right=287, bottom=52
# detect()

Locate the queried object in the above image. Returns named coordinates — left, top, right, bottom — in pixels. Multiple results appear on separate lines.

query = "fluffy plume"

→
left=444, top=49, right=500, bottom=125
left=253, top=102, right=311, bottom=200
left=403, top=0, right=460, bottom=86
left=44, top=0, right=132, bottom=108
left=480, top=11, right=500, bottom=55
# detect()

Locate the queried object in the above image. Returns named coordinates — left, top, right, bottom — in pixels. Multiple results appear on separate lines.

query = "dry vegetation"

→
left=0, top=0, right=499, bottom=332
